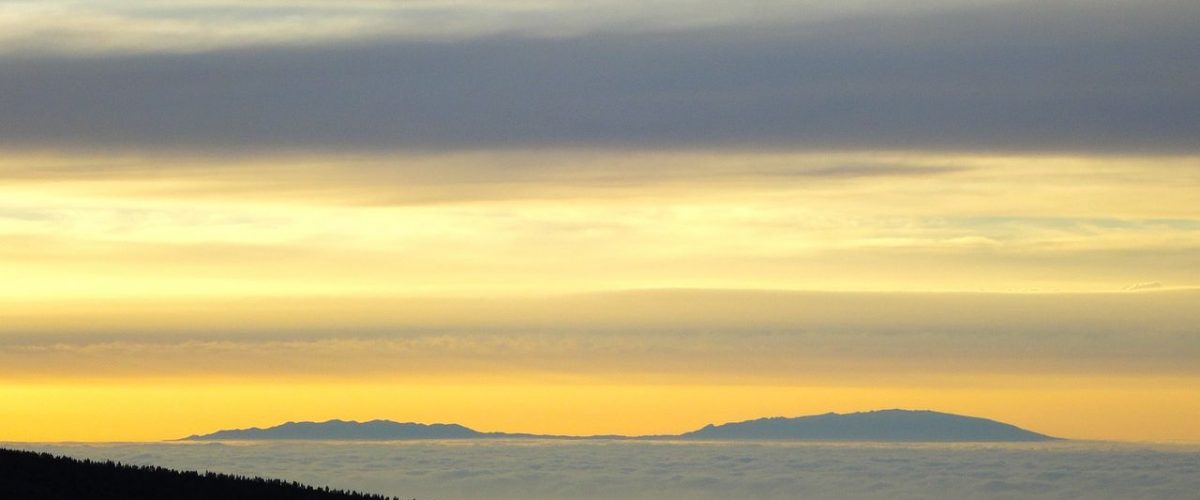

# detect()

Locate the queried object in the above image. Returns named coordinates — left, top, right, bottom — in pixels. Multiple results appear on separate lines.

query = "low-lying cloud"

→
left=12, top=441, right=1200, bottom=500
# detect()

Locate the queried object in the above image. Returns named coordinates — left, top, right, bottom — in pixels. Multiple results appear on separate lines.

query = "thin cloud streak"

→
left=0, top=152, right=1196, bottom=298
left=2, top=289, right=1199, bottom=379
left=0, top=1, right=1038, bottom=56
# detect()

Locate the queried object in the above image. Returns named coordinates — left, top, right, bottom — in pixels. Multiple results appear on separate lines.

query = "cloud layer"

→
left=2, top=1, right=1198, bottom=446
left=1, top=1, right=1197, bottom=152
left=3, top=290, right=1198, bottom=378
left=13, top=441, right=1200, bottom=500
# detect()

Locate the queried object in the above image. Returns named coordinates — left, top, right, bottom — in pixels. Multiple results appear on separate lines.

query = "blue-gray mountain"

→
left=183, top=410, right=1058, bottom=442
left=680, top=410, right=1056, bottom=442
left=183, top=420, right=482, bottom=441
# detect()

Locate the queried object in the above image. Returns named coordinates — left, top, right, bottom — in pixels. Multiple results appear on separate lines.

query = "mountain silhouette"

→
left=679, top=409, right=1057, bottom=441
left=184, top=409, right=1058, bottom=442
left=184, top=419, right=481, bottom=441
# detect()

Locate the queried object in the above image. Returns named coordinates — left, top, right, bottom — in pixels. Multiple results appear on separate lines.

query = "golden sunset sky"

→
left=1, top=0, right=1198, bottom=442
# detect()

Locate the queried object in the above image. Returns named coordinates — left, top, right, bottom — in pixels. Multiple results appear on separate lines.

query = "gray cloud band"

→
left=0, top=1, right=1196, bottom=153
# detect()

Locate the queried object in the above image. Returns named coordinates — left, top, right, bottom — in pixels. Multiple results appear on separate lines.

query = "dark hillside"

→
left=0, top=448, right=403, bottom=500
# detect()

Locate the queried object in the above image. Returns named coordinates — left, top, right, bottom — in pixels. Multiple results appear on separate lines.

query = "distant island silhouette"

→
left=183, top=409, right=1058, bottom=442
left=0, top=447, right=401, bottom=500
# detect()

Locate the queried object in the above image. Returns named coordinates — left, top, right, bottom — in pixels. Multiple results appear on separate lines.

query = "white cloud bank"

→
left=11, top=440, right=1200, bottom=500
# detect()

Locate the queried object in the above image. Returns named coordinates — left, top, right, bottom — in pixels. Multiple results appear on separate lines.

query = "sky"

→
left=0, top=0, right=1198, bottom=442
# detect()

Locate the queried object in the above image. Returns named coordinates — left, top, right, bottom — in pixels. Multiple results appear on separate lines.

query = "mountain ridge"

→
left=679, top=409, right=1056, bottom=442
left=183, top=409, right=1060, bottom=442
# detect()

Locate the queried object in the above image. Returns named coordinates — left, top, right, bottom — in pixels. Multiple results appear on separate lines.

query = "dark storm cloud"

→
left=0, top=1, right=1196, bottom=153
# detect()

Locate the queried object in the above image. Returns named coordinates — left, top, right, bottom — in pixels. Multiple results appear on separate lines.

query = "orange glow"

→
left=2, top=376, right=1197, bottom=443
left=2, top=151, right=1198, bottom=444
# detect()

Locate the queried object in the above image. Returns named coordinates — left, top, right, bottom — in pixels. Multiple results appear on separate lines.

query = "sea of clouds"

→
left=8, top=440, right=1199, bottom=500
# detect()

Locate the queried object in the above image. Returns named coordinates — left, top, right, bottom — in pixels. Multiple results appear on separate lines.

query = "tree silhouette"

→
left=0, top=448, right=414, bottom=500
